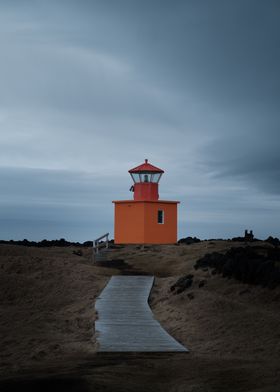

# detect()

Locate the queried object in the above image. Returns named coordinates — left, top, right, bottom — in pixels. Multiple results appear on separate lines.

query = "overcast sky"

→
left=0, top=0, right=279, bottom=241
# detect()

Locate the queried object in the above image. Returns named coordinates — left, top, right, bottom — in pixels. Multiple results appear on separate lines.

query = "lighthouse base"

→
left=113, top=200, right=179, bottom=244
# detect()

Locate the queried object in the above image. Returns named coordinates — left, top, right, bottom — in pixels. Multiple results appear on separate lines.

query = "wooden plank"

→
left=95, top=276, right=188, bottom=352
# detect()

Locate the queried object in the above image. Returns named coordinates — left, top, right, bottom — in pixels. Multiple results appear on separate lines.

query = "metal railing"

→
left=93, top=233, right=109, bottom=255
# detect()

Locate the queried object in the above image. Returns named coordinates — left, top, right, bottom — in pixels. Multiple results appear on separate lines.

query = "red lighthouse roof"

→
left=129, top=159, right=164, bottom=173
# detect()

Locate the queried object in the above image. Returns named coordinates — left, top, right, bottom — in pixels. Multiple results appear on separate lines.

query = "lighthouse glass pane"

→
left=131, top=173, right=140, bottom=183
left=140, top=173, right=152, bottom=182
left=152, top=173, right=161, bottom=183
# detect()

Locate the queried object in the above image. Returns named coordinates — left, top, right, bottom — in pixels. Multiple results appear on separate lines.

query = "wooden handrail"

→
left=94, top=232, right=110, bottom=243
left=93, top=233, right=109, bottom=255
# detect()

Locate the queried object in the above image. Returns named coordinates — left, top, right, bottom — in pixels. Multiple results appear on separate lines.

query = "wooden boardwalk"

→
left=95, top=276, right=188, bottom=352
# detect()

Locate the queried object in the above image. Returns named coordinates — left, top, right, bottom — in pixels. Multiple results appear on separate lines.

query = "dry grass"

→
left=0, top=241, right=279, bottom=391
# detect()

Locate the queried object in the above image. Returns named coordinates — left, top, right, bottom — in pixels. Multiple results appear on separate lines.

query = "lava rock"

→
left=187, top=292, right=195, bottom=300
left=73, top=250, right=83, bottom=256
left=198, top=280, right=206, bottom=288
left=170, top=274, right=194, bottom=294
left=178, top=237, right=201, bottom=245
left=265, top=236, right=280, bottom=247
left=194, top=247, right=280, bottom=289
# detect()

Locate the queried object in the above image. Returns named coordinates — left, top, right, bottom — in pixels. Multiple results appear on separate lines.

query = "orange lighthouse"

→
left=113, top=159, right=179, bottom=244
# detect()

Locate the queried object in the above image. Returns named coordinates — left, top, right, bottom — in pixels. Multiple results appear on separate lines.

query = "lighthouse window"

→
left=152, top=173, right=162, bottom=183
left=130, top=173, right=141, bottom=183
left=140, top=173, right=152, bottom=182
left=158, top=210, right=164, bottom=224
left=130, top=172, right=162, bottom=183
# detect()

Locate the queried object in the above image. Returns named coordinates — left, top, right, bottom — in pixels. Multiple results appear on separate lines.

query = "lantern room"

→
left=113, top=159, right=179, bottom=244
left=129, top=159, right=164, bottom=201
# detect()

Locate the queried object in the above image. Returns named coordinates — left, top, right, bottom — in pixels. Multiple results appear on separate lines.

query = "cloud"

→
left=201, top=121, right=280, bottom=194
left=0, top=166, right=116, bottom=240
left=0, top=1, right=279, bottom=240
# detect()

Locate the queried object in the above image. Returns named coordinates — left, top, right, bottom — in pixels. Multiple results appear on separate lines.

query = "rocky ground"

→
left=0, top=241, right=279, bottom=391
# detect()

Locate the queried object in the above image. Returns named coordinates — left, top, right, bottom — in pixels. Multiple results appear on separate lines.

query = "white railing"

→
left=93, top=233, right=109, bottom=255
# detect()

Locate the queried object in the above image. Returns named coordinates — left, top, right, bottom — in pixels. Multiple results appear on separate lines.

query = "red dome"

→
left=128, top=159, right=164, bottom=173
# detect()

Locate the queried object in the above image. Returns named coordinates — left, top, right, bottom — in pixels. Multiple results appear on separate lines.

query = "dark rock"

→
left=198, top=280, right=206, bottom=288
left=0, top=238, right=110, bottom=248
left=231, top=236, right=246, bottom=242
left=265, top=236, right=280, bottom=247
left=194, top=247, right=280, bottom=288
left=187, top=293, right=194, bottom=300
left=178, top=237, right=201, bottom=245
left=83, top=241, right=93, bottom=247
left=170, top=274, right=193, bottom=294
left=244, top=229, right=254, bottom=241
left=73, top=250, right=83, bottom=256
